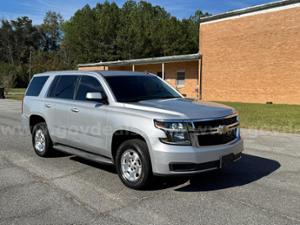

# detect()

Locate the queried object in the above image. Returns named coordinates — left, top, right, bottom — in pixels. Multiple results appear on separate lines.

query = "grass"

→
left=2, top=88, right=300, bottom=133
left=220, top=102, right=300, bottom=134
left=5, top=88, right=25, bottom=101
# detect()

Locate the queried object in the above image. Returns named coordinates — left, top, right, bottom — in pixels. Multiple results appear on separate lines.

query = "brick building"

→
left=79, top=0, right=300, bottom=104
left=79, top=54, right=202, bottom=99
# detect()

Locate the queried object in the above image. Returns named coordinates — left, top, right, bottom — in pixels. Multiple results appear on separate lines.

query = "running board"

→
left=53, top=144, right=113, bottom=165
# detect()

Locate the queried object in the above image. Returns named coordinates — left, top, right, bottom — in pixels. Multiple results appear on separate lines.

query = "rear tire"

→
left=115, top=139, right=152, bottom=189
left=32, top=122, right=53, bottom=157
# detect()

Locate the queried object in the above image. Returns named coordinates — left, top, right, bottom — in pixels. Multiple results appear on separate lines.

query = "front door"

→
left=67, top=76, right=109, bottom=157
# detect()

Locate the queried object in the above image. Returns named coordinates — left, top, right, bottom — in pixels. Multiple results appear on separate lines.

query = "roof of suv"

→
left=97, top=71, right=150, bottom=77
left=36, top=70, right=151, bottom=77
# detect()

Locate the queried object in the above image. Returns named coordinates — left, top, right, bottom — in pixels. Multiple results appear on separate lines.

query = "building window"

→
left=176, top=71, right=185, bottom=87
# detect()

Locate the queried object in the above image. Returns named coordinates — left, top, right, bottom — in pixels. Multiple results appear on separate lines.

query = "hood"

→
left=124, top=98, right=236, bottom=120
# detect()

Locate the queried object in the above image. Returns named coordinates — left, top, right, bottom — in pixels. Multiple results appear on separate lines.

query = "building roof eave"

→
left=78, top=53, right=201, bottom=68
left=200, top=0, right=300, bottom=23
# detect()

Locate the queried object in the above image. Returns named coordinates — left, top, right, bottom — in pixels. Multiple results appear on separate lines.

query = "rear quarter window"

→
left=26, top=76, right=49, bottom=96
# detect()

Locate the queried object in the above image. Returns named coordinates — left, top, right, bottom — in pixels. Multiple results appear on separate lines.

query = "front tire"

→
left=32, top=122, right=53, bottom=157
left=115, top=139, right=152, bottom=189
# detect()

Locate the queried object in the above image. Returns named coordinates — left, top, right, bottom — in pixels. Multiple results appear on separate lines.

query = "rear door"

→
left=47, top=75, right=80, bottom=146
left=67, top=75, right=109, bottom=157
left=41, top=76, right=59, bottom=139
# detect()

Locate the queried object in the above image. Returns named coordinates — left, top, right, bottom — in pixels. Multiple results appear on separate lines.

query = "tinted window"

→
left=51, top=76, right=78, bottom=99
left=104, top=75, right=181, bottom=102
left=76, top=76, right=105, bottom=101
left=26, top=76, right=49, bottom=96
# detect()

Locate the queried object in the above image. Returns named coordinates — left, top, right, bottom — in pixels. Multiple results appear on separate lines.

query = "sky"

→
left=0, top=0, right=277, bottom=24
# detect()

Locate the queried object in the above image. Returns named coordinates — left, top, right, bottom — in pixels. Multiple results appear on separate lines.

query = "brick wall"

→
left=164, top=61, right=199, bottom=99
left=79, top=66, right=108, bottom=71
left=200, top=6, right=300, bottom=104
left=135, top=64, right=161, bottom=74
left=135, top=62, right=200, bottom=99
left=108, top=66, right=132, bottom=71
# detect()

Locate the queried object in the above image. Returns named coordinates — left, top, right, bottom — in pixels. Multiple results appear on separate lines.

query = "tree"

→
left=0, top=63, right=16, bottom=89
left=0, top=17, right=42, bottom=86
left=62, top=5, right=99, bottom=64
left=10, top=17, right=41, bottom=64
left=186, top=10, right=211, bottom=54
left=94, top=1, right=120, bottom=61
left=190, top=10, right=210, bottom=24
left=31, top=50, right=71, bottom=74
left=40, top=11, right=64, bottom=51
left=61, top=1, right=210, bottom=63
left=0, top=20, right=15, bottom=64
left=116, top=1, right=171, bottom=59
left=0, top=0, right=210, bottom=88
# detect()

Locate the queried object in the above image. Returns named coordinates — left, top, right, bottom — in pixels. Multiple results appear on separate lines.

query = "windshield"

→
left=104, top=75, right=182, bottom=102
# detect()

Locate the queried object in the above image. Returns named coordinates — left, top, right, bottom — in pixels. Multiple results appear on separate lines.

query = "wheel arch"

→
left=111, top=129, right=151, bottom=163
left=29, top=114, right=46, bottom=133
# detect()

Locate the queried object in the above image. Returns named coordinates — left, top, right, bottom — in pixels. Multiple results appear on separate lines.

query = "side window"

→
left=75, top=76, right=105, bottom=101
left=50, top=76, right=78, bottom=100
left=26, top=76, right=49, bottom=96
left=47, top=76, right=60, bottom=97
left=176, top=71, right=185, bottom=87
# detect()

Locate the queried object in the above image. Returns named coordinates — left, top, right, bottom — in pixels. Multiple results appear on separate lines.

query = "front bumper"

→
left=151, top=137, right=244, bottom=175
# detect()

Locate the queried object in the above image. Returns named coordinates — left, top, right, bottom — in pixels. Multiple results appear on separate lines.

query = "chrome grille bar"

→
left=191, top=122, right=239, bottom=135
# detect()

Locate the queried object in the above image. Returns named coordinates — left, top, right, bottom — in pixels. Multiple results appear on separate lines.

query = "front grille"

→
left=192, top=115, right=239, bottom=147
left=197, top=129, right=237, bottom=146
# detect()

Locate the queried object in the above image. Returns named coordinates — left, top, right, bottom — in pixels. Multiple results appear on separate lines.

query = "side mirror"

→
left=86, top=92, right=104, bottom=102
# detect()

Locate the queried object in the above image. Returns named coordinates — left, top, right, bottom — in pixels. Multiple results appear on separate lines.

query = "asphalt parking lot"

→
left=0, top=99, right=300, bottom=225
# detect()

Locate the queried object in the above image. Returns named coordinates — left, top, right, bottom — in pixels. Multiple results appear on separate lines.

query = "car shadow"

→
left=69, top=156, right=191, bottom=190
left=67, top=153, right=280, bottom=192
left=173, top=153, right=281, bottom=192
left=70, top=156, right=117, bottom=174
left=48, top=150, right=70, bottom=158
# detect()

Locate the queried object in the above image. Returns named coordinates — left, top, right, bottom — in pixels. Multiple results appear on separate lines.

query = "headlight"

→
left=154, top=120, right=192, bottom=145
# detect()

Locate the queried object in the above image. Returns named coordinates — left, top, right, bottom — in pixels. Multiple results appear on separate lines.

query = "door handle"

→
left=71, top=107, right=79, bottom=113
left=45, top=103, right=51, bottom=108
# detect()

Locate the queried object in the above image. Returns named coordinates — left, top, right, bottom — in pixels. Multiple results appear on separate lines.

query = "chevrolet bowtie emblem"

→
left=217, top=125, right=229, bottom=134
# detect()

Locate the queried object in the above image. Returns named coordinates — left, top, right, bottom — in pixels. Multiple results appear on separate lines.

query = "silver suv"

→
left=22, top=71, right=243, bottom=189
